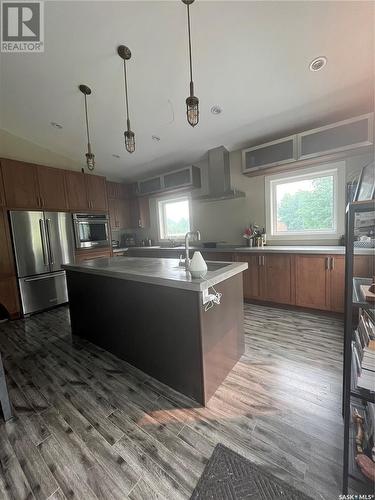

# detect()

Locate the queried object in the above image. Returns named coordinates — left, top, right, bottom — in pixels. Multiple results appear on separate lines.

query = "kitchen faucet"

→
left=184, top=230, right=201, bottom=270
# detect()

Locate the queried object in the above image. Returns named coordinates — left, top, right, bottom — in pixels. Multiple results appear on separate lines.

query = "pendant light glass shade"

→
left=79, top=84, right=95, bottom=171
left=183, top=0, right=199, bottom=127
left=118, top=45, right=136, bottom=154
left=186, top=87, right=199, bottom=127
left=124, top=125, right=135, bottom=153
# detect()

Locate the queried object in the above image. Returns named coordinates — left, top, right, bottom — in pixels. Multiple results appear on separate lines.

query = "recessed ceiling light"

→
left=152, top=135, right=161, bottom=142
left=50, top=121, right=63, bottom=129
left=112, top=154, right=120, bottom=159
left=309, top=56, right=327, bottom=72
left=211, top=105, right=223, bottom=115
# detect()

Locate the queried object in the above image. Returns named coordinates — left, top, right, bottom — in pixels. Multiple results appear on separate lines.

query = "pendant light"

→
left=182, top=0, right=199, bottom=127
left=118, top=45, right=136, bottom=153
left=78, top=84, right=95, bottom=171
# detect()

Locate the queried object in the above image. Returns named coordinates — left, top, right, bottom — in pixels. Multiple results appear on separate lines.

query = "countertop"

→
left=63, top=257, right=248, bottom=292
left=116, top=245, right=374, bottom=255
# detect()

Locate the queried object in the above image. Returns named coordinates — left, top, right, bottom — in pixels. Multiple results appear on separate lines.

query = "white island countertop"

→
left=63, top=256, right=248, bottom=292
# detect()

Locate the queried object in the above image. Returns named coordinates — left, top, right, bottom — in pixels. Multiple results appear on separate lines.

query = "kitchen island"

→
left=63, top=257, right=248, bottom=405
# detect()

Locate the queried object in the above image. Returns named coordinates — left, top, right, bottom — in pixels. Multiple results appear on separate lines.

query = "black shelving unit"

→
left=342, top=200, right=375, bottom=494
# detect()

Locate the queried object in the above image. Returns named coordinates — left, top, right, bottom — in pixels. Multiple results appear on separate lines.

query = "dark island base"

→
left=66, top=271, right=244, bottom=405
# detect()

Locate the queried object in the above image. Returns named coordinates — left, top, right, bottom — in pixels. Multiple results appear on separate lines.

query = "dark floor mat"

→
left=191, top=443, right=313, bottom=500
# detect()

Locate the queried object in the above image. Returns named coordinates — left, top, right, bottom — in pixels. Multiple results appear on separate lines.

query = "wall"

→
left=0, top=129, right=82, bottom=170
left=132, top=149, right=372, bottom=246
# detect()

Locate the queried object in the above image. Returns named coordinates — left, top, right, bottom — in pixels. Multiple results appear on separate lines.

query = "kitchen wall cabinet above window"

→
left=242, top=113, right=373, bottom=175
left=242, top=136, right=297, bottom=172
left=137, top=166, right=201, bottom=196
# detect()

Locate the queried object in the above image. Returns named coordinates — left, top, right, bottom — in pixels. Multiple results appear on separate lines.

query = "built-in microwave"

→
left=73, top=213, right=110, bottom=249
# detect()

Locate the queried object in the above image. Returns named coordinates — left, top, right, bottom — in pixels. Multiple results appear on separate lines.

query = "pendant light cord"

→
left=83, top=94, right=91, bottom=145
left=187, top=3, right=194, bottom=93
left=123, top=59, right=131, bottom=130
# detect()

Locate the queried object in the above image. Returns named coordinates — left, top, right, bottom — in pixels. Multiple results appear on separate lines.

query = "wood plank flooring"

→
left=0, top=303, right=345, bottom=499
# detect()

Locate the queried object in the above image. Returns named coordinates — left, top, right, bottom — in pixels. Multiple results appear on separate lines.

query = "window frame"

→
left=157, top=195, right=192, bottom=241
left=265, top=162, right=346, bottom=241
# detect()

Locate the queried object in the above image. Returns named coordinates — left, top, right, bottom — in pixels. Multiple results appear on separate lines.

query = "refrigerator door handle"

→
left=24, top=272, right=65, bottom=283
left=39, top=219, right=49, bottom=267
left=45, top=218, right=54, bottom=264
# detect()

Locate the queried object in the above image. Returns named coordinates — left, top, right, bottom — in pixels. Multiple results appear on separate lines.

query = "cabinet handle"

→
left=331, top=257, right=334, bottom=271
left=257, top=256, right=261, bottom=266
left=325, top=257, right=330, bottom=270
left=262, top=255, right=265, bottom=266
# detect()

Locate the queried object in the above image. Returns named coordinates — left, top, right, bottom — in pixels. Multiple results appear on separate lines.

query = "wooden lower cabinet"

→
left=0, top=277, right=20, bottom=318
left=261, top=254, right=294, bottom=304
left=236, top=254, right=261, bottom=299
left=295, top=255, right=330, bottom=310
left=330, top=256, right=345, bottom=313
left=75, top=248, right=112, bottom=264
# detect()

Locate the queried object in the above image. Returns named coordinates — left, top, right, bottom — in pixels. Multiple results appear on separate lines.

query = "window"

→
left=265, top=163, right=345, bottom=240
left=158, top=196, right=191, bottom=240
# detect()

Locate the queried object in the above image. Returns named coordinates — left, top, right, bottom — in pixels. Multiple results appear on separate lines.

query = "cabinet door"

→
left=117, top=199, right=131, bottom=229
left=295, top=255, right=330, bottom=310
left=138, top=197, right=150, bottom=228
left=236, top=254, right=260, bottom=299
left=0, top=209, right=14, bottom=277
left=0, top=277, right=20, bottom=317
left=106, top=181, right=120, bottom=200
left=242, top=136, right=297, bottom=173
left=65, top=171, right=88, bottom=211
left=37, top=165, right=67, bottom=210
left=108, top=198, right=119, bottom=229
left=130, top=197, right=150, bottom=228
left=75, top=249, right=112, bottom=264
left=1, top=159, right=39, bottom=209
left=330, top=256, right=345, bottom=313
left=261, top=254, right=293, bottom=304
left=86, top=175, right=107, bottom=211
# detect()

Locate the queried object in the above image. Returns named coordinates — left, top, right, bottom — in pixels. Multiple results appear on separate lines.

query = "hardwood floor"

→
left=0, top=303, right=345, bottom=499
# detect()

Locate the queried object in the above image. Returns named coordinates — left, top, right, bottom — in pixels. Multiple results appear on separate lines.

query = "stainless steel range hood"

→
left=194, top=146, right=245, bottom=202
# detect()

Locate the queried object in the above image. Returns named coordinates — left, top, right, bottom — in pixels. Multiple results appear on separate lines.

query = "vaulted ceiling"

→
left=0, top=1, right=373, bottom=180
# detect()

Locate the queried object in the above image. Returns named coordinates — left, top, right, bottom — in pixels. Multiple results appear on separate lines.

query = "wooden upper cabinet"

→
left=85, top=174, right=107, bottom=211
left=37, top=165, right=68, bottom=210
left=130, top=196, right=150, bottom=228
left=236, top=254, right=261, bottom=300
left=261, top=254, right=293, bottom=304
left=108, top=198, right=118, bottom=229
left=106, top=181, right=126, bottom=200
left=330, top=256, right=345, bottom=313
left=295, top=255, right=330, bottom=310
left=65, top=171, right=88, bottom=211
left=1, top=159, right=39, bottom=209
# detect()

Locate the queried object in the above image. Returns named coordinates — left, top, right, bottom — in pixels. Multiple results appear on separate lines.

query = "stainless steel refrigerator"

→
left=9, top=211, right=75, bottom=316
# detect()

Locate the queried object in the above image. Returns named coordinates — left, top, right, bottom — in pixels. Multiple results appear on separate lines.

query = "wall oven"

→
left=73, top=213, right=110, bottom=249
